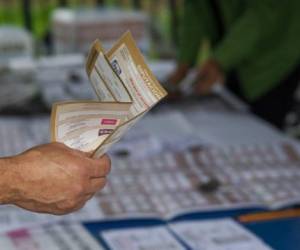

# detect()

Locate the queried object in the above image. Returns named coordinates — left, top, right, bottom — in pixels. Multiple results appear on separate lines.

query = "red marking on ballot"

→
left=7, top=229, right=30, bottom=239
left=101, top=118, right=117, bottom=125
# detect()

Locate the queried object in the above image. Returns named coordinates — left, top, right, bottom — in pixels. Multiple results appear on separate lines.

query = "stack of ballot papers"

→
left=50, top=31, right=167, bottom=157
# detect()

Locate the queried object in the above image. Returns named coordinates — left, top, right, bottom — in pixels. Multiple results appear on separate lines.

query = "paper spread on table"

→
left=170, top=219, right=273, bottom=250
left=88, top=141, right=300, bottom=219
left=101, top=219, right=273, bottom=250
left=0, top=223, right=104, bottom=250
left=0, top=139, right=300, bottom=232
left=0, top=218, right=272, bottom=250
left=50, top=31, right=167, bottom=157
left=102, top=226, right=185, bottom=250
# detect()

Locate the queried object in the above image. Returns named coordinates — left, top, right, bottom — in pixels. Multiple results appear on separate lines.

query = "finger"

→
left=75, top=149, right=93, bottom=158
left=86, top=177, right=106, bottom=194
left=70, top=148, right=92, bottom=158
left=64, top=201, right=87, bottom=214
left=15, top=200, right=58, bottom=215
left=87, top=155, right=111, bottom=178
left=84, top=194, right=94, bottom=201
left=196, top=78, right=215, bottom=95
left=52, top=142, right=69, bottom=149
left=53, top=143, right=92, bottom=159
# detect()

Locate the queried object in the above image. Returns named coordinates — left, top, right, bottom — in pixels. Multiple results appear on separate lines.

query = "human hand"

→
left=195, top=59, right=224, bottom=95
left=163, top=64, right=190, bottom=102
left=2, top=142, right=110, bottom=215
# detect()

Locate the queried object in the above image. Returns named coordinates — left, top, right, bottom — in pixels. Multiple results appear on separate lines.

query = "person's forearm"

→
left=0, top=157, right=16, bottom=204
left=178, top=0, right=216, bottom=65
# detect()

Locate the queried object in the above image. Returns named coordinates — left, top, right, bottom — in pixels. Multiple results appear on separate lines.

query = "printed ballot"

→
left=50, top=32, right=167, bottom=157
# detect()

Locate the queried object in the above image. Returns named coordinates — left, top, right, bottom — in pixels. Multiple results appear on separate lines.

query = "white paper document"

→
left=0, top=198, right=103, bottom=234
left=185, top=110, right=284, bottom=146
left=0, top=223, right=103, bottom=250
left=170, top=219, right=273, bottom=250
left=101, top=219, right=272, bottom=250
left=102, top=226, right=184, bottom=250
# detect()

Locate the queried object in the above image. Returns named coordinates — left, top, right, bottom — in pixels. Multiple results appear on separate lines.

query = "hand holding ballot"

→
left=0, top=32, right=165, bottom=215
left=50, top=31, right=167, bottom=158
left=0, top=143, right=111, bottom=215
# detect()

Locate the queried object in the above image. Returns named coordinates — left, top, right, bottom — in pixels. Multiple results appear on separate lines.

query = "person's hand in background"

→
left=195, top=59, right=225, bottom=95
left=0, top=142, right=110, bottom=215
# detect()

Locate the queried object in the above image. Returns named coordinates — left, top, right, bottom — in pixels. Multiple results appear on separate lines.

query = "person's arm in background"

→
left=0, top=142, right=110, bottom=215
left=178, top=0, right=219, bottom=67
left=166, top=0, right=219, bottom=91
left=196, top=0, right=279, bottom=94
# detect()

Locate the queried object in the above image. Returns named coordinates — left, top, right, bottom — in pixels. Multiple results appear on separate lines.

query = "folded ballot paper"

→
left=50, top=32, right=167, bottom=157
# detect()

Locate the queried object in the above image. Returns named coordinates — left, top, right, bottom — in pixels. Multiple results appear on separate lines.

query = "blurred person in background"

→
left=167, top=0, right=300, bottom=129
left=0, top=143, right=110, bottom=215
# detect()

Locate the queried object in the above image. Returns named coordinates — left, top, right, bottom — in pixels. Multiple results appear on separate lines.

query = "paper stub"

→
left=50, top=31, right=167, bottom=157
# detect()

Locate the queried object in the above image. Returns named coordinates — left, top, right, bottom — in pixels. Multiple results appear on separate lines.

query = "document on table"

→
left=110, top=111, right=205, bottom=159
left=51, top=31, right=167, bottom=157
left=185, top=110, right=285, bottom=146
left=0, top=198, right=104, bottom=234
left=101, top=219, right=273, bottom=250
left=102, top=226, right=185, bottom=250
left=170, top=219, right=273, bottom=250
left=88, top=141, right=300, bottom=219
left=0, top=223, right=104, bottom=250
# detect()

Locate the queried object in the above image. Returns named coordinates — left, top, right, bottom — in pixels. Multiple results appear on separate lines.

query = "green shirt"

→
left=179, top=0, right=300, bottom=101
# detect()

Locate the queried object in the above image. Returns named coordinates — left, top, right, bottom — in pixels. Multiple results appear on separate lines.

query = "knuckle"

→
left=72, top=183, right=85, bottom=195
left=72, top=202, right=86, bottom=212
left=67, top=199, right=80, bottom=210
left=103, top=154, right=111, bottom=166
left=57, top=200, right=77, bottom=211
left=60, top=199, right=86, bottom=214
left=101, top=155, right=111, bottom=174
left=77, top=161, right=91, bottom=174
left=97, top=178, right=107, bottom=190
left=76, top=165, right=87, bottom=176
left=73, top=164, right=88, bottom=178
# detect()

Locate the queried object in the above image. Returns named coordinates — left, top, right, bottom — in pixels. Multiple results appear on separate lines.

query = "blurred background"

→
left=0, top=0, right=180, bottom=56
left=0, top=0, right=182, bottom=115
left=0, top=0, right=299, bottom=134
